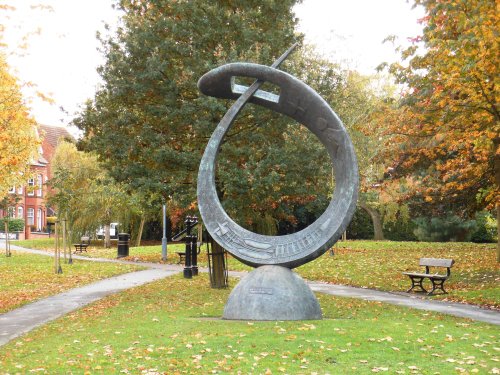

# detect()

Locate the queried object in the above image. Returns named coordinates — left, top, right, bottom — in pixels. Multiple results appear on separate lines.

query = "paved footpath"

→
left=0, top=244, right=498, bottom=347
left=308, top=282, right=500, bottom=325
left=0, top=268, right=179, bottom=346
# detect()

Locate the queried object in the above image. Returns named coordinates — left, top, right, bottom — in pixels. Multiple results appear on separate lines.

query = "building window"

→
left=8, top=207, right=15, bottom=218
left=37, top=208, right=43, bottom=231
left=17, top=206, right=23, bottom=219
left=17, top=186, right=23, bottom=195
left=37, top=174, right=43, bottom=197
left=27, top=208, right=34, bottom=225
left=8, top=186, right=15, bottom=194
left=27, top=178, right=35, bottom=196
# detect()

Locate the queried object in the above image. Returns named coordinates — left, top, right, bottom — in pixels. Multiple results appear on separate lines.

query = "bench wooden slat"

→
left=419, top=258, right=454, bottom=268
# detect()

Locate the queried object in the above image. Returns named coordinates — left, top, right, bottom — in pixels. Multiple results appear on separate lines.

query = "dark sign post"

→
left=173, top=216, right=199, bottom=279
left=190, top=232, right=198, bottom=276
left=161, top=202, right=167, bottom=261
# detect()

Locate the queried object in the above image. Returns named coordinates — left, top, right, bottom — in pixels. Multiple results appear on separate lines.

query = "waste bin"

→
left=117, top=233, right=130, bottom=258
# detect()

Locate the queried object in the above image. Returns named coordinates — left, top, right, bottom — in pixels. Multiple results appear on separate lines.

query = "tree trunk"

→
left=135, top=215, right=145, bottom=247
left=359, top=202, right=385, bottom=241
left=62, top=219, right=67, bottom=263
left=209, top=237, right=227, bottom=288
left=104, top=224, right=111, bottom=248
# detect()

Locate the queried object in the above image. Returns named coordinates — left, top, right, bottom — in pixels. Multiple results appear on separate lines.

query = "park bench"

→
left=176, top=242, right=202, bottom=264
left=176, top=251, right=186, bottom=264
left=73, top=236, right=91, bottom=253
left=403, top=258, right=454, bottom=296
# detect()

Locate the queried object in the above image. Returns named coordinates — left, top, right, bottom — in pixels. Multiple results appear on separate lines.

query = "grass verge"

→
left=13, top=239, right=499, bottom=308
left=0, top=274, right=497, bottom=374
left=0, top=251, right=142, bottom=313
left=15, top=238, right=186, bottom=263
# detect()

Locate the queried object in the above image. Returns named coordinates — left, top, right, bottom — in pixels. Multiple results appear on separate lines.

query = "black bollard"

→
left=191, top=235, right=198, bottom=276
left=183, top=234, right=193, bottom=279
left=175, top=215, right=198, bottom=279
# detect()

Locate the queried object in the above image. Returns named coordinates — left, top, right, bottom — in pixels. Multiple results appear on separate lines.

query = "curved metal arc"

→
left=204, top=43, right=298, bottom=145
left=197, top=54, right=358, bottom=269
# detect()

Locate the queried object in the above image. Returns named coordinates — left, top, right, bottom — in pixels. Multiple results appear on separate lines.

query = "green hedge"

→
left=0, top=218, right=25, bottom=232
left=346, top=208, right=374, bottom=239
left=413, top=214, right=476, bottom=242
left=384, top=217, right=418, bottom=241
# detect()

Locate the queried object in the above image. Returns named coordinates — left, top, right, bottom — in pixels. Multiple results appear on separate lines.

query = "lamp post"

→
left=161, top=201, right=167, bottom=261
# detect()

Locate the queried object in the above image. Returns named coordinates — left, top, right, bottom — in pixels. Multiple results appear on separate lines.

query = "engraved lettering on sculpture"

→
left=215, top=222, right=229, bottom=236
left=275, top=228, right=323, bottom=259
left=249, top=287, right=274, bottom=295
left=244, top=239, right=272, bottom=250
left=317, top=117, right=328, bottom=131
left=323, top=128, right=342, bottom=143
left=214, top=222, right=275, bottom=260
left=287, top=98, right=307, bottom=117
left=320, top=218, right=332, bottom=232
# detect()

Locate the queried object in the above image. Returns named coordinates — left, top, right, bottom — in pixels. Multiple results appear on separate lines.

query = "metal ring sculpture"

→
left=197, top=47, right=358, bottom=269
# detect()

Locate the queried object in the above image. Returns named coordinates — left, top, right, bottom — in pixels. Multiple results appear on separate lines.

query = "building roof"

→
left=39, top=124, right=75, bottom=148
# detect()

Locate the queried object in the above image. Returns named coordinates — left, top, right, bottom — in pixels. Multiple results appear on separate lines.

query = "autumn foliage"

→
left=0, top=53, right=39, bottom=198
left=371, top=0, right=499, bottom=254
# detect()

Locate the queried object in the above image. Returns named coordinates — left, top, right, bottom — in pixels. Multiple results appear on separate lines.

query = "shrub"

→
left=0, top=218, right=25, bottom=232
left=346, top=208, right=374, bottom=240
left=413, top=214, right=477, bottom=242
left=46, top=216, right=57, bottom=225
left=384, top=217, right=418, bottom=241
left=471, top=211, right=497, bottom=243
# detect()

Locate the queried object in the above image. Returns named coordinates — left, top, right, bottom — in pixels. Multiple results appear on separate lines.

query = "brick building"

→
left=2, top=125, right=74, bottom=235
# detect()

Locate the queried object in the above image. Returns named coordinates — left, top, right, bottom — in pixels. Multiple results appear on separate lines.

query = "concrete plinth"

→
left=223, top=265, right=322, bottom=321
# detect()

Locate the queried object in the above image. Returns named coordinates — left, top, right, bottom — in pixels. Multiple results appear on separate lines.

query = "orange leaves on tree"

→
left=372, top=0, right=499, bottom=217
left=0, top=53, right=39, bottom=198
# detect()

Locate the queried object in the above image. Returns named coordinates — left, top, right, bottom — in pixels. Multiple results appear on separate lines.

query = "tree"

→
left=74, top=0, right=299, bottom=230
left=0, top=53, right=39, bottom=199
left=374, top=0, right=499, bottom=256
left=48, top=141, right=135, bottom=247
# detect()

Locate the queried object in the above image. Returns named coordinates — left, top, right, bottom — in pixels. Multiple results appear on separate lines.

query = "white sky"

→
left=2, top=0, right=424, bottom=128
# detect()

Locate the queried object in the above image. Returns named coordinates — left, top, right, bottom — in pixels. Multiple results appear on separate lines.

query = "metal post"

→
left=191, top=234, right=198, bottom=276
left=54, top=222, right=59, bottom=273
left=183, top=216, right=196, bottom=279
left=57, top=221, right=63, bottom=274
left=54, top=221, right=63, bottom=274
left=67, top=217, right=73, bottom=265
left=161, top=202, right=167, bottom=261
left=183, top=234, right=193, bottom=279
left=62, top=218, right=67, bottom=263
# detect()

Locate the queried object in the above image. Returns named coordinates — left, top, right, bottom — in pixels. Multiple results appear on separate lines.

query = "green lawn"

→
left=15, top=238, right=58, bottom=251
left=0, top=251, right=142, bottom=313
left=80, top=243, right=187, bottom=262
left=0, top=275, right=497, bottom=374
left=13, top=239, right=499, bottom=308
left=229, top=241, right=499, bottom=308
left=15, top=238, right=186, bottom=263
